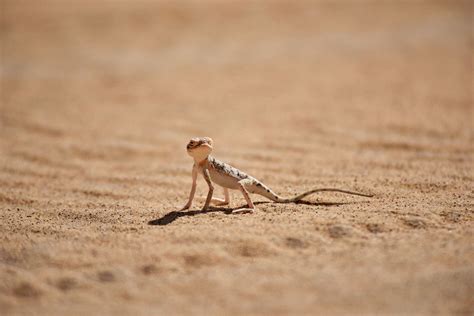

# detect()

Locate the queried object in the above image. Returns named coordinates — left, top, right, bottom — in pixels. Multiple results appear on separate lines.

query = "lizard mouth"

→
left=187, top=139, right=213, bottom=151
left=187, top=143, right=212, bottom=151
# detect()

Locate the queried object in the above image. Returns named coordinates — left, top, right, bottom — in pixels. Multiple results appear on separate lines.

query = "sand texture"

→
left=0, top=1, right=473, bottom=315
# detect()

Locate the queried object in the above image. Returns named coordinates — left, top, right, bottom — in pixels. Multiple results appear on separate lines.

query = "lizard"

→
left=181, top=137, right=373, bottom=212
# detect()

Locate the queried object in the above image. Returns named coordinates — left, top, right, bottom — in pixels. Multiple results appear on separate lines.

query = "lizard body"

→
left=181, top=137, right=372, bottom=212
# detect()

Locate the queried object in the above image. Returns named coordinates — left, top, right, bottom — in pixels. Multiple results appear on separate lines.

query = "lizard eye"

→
left=187, top=139, right=199, bottom=149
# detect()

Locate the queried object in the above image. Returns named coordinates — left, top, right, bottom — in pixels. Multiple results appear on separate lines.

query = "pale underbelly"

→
left=208, top=169, right=241, bottom=190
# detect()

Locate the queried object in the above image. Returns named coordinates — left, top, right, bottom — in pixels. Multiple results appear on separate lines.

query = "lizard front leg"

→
left=201, top=168, right=214, bottom=211
left=180, top=165, right=198, bottom=211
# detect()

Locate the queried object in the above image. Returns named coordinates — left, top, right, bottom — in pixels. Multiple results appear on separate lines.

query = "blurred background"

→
left=2, top=0, right=471, bottom=145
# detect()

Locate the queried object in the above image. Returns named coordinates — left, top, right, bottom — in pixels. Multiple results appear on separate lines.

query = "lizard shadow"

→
left=148, top=200, right=350, bottom=226
left=147, top=206, right=244, bottom=226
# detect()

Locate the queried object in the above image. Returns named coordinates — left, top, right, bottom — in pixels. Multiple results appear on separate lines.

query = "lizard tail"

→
left=251, top=183, right=373, bottom=203
left=279, top=188, right=373, bottom=203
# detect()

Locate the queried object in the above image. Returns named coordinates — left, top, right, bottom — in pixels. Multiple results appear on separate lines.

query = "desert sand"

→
left=0, top=1, right=473, bottom=315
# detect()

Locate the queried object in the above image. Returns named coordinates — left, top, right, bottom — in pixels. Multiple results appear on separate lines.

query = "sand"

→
left=0, top=1, right=473, bottom=315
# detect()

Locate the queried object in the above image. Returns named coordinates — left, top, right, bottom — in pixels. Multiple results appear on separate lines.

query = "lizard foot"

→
left=214, top=201, right=230, bottom=206
left=232, top=208, right=254, bottom=214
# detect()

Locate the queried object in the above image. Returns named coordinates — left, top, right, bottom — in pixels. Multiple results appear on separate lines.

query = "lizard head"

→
left=186, top=137, right=213, bottom=162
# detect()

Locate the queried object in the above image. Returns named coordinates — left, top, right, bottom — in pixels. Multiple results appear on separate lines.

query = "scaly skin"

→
left=181, top=137, right=373, bottom=212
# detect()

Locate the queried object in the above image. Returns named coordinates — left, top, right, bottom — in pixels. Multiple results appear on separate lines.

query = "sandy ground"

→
left=0, top=1, right=473, bottom=315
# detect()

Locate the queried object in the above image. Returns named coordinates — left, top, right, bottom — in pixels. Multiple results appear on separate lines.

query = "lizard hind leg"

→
left=211, top=187, right=231, bottom=206
left=236, top=179, right=256, bottom=213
